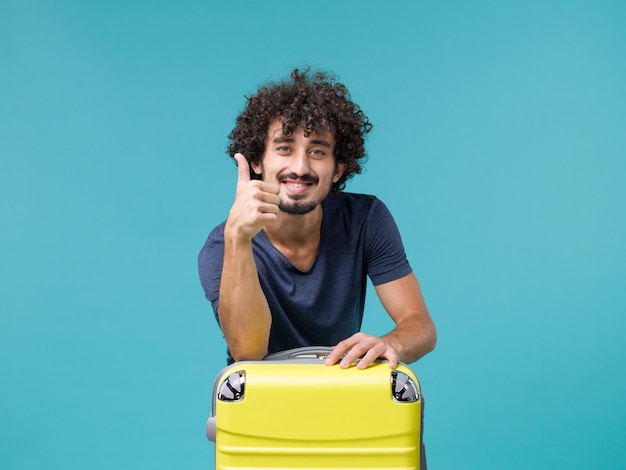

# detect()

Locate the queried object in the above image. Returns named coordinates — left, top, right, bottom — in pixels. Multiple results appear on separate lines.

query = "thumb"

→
left=234, top=153, right=251, bottom=185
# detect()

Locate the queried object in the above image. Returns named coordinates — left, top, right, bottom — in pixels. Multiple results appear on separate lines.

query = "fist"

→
left=225, top=153, right=281, bottom=240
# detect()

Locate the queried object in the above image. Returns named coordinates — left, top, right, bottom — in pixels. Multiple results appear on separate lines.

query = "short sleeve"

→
left=198, top=223, right=226, bottom=319
left=364, top=199, right=412, bottom=285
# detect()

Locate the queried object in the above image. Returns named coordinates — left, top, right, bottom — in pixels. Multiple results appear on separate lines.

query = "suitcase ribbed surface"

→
left=212, top=361, right=422, bottom=469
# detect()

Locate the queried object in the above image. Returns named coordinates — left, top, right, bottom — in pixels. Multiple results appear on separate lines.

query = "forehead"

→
left=267, top=119, right=335, bottom=144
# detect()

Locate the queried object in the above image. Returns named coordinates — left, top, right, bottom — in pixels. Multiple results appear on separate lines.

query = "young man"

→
left=199, top=68, right=436, bottom=368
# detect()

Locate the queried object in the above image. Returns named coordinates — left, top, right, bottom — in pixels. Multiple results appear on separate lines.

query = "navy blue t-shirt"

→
left=198, top=192, right=412, bottom=364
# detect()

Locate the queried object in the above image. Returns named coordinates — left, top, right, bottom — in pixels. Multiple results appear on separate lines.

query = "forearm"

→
left=372, top=273, right=436, bottom=365
left=218, top=236, right=272, bottom=361
left=325, top=307, right=436, bottom=369
left=382, top=314, right=437, bottom=364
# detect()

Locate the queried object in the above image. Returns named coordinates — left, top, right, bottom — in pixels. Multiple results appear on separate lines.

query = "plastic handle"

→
left=264, top=346, right=334, bottom=361
left=206, top=416, right=216, bottom=442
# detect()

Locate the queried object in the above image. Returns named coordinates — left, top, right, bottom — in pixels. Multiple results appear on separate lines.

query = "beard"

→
left=279, top=198, right=319, bottom=215
left=276, top=172, right=329, bottom=215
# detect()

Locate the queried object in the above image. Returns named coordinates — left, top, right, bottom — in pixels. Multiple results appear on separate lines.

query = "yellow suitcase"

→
left=206, top=347, right=427, bottom=469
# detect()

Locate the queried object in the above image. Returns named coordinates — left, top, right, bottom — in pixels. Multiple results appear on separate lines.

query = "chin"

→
left=279, top=200, right=318, bottom=215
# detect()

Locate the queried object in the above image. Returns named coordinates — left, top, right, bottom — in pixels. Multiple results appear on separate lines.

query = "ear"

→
left=333, top=162, right=347, bottom=183
left=250, top=158, right=263, bottom=176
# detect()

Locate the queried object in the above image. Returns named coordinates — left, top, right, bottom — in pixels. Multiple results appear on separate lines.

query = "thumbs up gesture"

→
left=225, top=153, right=281, bottom=240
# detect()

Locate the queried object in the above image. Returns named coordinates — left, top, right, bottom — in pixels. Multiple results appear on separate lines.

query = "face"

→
left=252, top=120, right=345, bottom=215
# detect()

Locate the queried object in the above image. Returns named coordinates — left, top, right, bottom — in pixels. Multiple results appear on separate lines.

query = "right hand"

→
left=225, top=153, right=281, bottom=240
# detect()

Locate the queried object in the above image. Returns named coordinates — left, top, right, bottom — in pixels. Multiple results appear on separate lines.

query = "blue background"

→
left=2, top=1, right=625, bottom=468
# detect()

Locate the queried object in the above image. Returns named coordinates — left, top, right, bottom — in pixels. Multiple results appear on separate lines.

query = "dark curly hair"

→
left=227, top=68, right=373, bottom=191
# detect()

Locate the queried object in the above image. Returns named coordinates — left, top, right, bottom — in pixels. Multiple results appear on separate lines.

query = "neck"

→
left=263, top=206, right=323, bottom=271
left=264, top=205, right=323, bottom=246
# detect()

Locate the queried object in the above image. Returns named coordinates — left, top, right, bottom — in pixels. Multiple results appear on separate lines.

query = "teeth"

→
left=286, top=182, right=307, bottom=188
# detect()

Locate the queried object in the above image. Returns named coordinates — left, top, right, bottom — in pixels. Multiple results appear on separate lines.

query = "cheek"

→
left=333, top=163, right=347, bottom=182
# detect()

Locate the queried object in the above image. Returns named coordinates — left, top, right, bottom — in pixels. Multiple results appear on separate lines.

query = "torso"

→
left=263, top=206, right=323, bottom=271
left=268, top=235, right=320, bottom=271
left=199, top=192, right=413, bottom=364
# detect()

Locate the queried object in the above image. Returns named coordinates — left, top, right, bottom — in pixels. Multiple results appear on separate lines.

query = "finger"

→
left=357, top=347, right=397, bottom=370
left=234, top=153, right=251, bottom=186
left=249, top=185, right=280, bottom=215
left=340, top=342, right=370, bottom=369
left=258, top=180, right=281, bottom=196
left=257, top=202, right=280, bottom=217
left=356, top=354, right=375, bottom=369
left=386, top=349, right=399, bottom=369
left=324, top=345, right=345, bottom=366
left=355, top=345, right=383, bottom=369
left=357, top=348, right=398, bottom=369
left=324, top=339, right=355, bottom=366
left=328, top=333, right=367, bottom=365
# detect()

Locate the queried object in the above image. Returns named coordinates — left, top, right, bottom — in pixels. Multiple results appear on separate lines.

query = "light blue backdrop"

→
left=2, top=1, right=625, bottom=469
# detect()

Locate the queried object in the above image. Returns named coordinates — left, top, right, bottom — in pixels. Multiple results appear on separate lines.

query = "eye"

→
left=276, top=145, right=291, bottom=153
left=310, top=149, right=326, bottom=157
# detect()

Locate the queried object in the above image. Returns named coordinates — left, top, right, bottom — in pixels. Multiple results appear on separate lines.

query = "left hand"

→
left=324, top=332, right=399, bottom=369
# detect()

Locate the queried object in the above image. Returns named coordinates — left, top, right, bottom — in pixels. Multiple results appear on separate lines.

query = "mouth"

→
left=278, top=174, right=318, bottom=195
left=282, top=180, right=313, bottom=198
left=283, top=181, right=313, bottom=189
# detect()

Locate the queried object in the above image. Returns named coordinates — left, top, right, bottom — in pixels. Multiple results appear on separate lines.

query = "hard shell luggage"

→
left=206, top=347, right=427, bottom=469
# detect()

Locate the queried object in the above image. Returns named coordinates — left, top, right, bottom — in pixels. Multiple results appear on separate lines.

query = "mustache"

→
left=277, top=173, right=319, bottom=184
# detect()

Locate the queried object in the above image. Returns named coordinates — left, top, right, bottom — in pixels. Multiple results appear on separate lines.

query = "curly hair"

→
left=227, top=68, right=373, bottom=191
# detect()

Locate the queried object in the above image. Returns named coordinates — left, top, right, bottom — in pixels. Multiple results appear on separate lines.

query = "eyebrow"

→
left=272, top=136, right=333, bottom=148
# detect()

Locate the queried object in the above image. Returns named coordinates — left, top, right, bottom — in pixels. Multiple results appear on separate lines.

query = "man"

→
left=199, top=68, right=436, bottom=368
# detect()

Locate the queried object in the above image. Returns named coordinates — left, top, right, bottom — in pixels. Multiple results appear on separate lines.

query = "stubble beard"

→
left=279, top=198, right=319, bottom=215
left=276, top=173, right=332, bottom=215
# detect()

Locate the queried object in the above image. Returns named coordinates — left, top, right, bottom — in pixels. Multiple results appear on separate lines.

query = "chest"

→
left=272, top=240, right=320, bottom=272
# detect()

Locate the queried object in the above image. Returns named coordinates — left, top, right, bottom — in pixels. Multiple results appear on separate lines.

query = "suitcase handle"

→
left=264, top=346, right=334, bottom=361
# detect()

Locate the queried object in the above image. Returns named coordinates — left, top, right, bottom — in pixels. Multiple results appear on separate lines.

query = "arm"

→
left=218, top=153, right=280, bottom=361
left=325, top=272, right=436, bottom=369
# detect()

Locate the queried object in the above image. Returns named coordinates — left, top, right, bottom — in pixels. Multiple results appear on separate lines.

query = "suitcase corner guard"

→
left=206, top=416, right=216, bottom=442
left=207, top=369, right=246, bottom=442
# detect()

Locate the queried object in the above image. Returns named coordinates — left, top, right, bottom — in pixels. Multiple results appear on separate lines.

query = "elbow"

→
left=414, top=321, right=437, bottom=361
left=230, top=345, right=268, bottom=362
left=227, top=334, right=269, bottom=362
left=217, top=305, right=271, bottom=362
left=426, top=323, right=437, bottom=354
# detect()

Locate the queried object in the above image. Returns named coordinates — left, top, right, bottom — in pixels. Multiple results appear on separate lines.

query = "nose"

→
left=291, top=149, right=310, bottom=176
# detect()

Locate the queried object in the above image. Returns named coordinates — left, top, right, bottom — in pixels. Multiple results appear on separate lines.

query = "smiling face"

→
left=252, top=120, right=346, bottom=215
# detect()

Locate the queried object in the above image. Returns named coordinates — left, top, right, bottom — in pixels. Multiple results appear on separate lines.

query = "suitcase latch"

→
left=391, top=370, right=420, bottom=402
left=217, top=370, right=246, bottom=401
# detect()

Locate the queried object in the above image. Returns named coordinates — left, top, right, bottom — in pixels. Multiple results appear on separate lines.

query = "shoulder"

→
left=205, top=221, right=226, bottom=245
left=198, top=221, right=226, bottom=262
left=324, top=191, right=384, bottom=213
left=324, top=191, right=394, bottom=222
